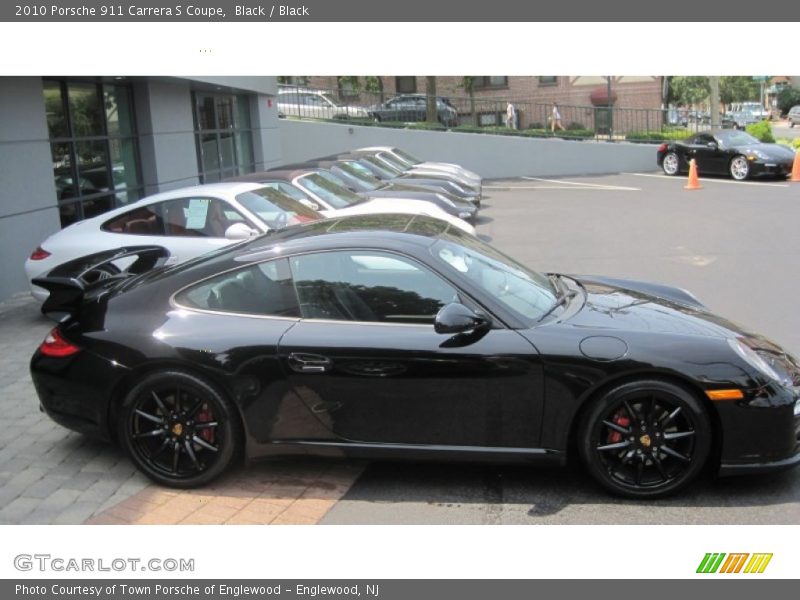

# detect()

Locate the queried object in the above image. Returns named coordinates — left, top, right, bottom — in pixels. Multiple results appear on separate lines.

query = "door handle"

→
left=288, top=352, right=332, bottom=373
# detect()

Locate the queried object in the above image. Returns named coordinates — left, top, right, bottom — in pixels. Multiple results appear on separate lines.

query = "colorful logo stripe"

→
left=697, top=553, right=772, bottom=574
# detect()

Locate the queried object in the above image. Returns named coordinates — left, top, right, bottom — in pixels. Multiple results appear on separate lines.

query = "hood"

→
left=737, top=144, right=796, bottom=159
left=564, top=275, right=756, bottom=340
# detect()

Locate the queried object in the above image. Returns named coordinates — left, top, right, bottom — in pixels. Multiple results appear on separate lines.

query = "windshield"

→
left=377, top=152, right=411, bottom=172
left=296, top=173, right=362, bottom=209
left=715, top=130, right=760, bottom=148
left=235, top=188, right=320, bottom=228
left=363, top=155, right=403, bottom=176
left=431, top=238, right=557, bottom=324
left=258, top=181, right=311, bottom=202
left=393, top=148, right=422, bottom=165
left=335, top=162, right=382, bottom=190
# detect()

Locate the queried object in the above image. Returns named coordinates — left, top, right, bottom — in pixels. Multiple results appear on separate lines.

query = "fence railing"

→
left=276, top=84, right=723, bottom=142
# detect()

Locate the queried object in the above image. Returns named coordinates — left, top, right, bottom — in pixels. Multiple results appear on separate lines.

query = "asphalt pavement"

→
left=322, top=171, right=800, bottom=524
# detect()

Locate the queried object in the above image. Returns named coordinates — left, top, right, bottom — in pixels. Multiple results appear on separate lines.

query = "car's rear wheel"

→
left=730, top=156, right=750, bottom=180
left=662, top=152, right=680, bottom=176
left=118, top=370, right=241, bottom=488
left=578, top=379, right=711, bottom=499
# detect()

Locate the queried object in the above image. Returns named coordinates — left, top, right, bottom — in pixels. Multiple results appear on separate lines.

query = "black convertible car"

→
left=657, top=130, right=796, bottom=180
left=30, top=215, right=800, bottom=498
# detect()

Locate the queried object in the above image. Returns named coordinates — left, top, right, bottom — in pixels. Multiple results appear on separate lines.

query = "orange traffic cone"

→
left=685, top=158, right=702, bottom=190
left=790, top=150, right=800, bottom=183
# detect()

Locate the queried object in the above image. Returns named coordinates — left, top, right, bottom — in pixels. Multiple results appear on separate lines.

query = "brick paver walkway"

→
left=0, top=296, right=362, bottom=524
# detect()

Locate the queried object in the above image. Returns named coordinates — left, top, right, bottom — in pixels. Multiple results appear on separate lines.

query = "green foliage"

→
left=625, top=130, right=695, bottom=142
left=363, top=76, right=383, bottom=95
left=566, top=121, right=587, bottom=131
left=775, top=138, right=800, bottom=150
left=745, top=120, right=774, bottom=143
left=719, top=77, right=760, bottom=105
left=669, top=76, right=710, bottom=106
left=776, top=87, right=800, bottom=115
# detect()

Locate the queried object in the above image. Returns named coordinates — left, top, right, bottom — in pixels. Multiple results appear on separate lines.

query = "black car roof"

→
left=236, top=214, right=463, bottom=262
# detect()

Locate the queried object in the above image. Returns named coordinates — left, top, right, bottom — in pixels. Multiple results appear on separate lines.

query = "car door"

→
left=687, top=133, right=726, bottom=174
left=276, top=249, right=545, bottom=448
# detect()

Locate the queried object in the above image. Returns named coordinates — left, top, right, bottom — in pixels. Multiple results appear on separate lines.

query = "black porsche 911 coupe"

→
left=657, top=130, right=796, bottom=180
left=30, top=215, right=800, bottom=498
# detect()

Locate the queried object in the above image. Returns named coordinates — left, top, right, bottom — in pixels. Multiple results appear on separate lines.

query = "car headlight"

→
left=458, top=212, right=472, bottom=219
left=728, top=338, right=792, bottom=386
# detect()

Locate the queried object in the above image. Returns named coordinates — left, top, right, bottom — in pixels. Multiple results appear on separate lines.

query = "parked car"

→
left=226, top=169, right=476, bottom=235
left=368, top=94, right=459, bottom=127
left=788, top=105, right=800, bottom=127
left=277, top=88, right=369, bottom=120
left=32, top=214, right=800, bottom=496
left=657, top=130, right=796, bottom=180
left=25, top=183, right=322, bottom=301
left=357, top=145, right=482, bottom=188
left=320, top=155, right=481, bottom=206
left=273, top=160, right=478, bottom=222
left=731, top=102, right=769, bottom=121
left=725, top=110, right=761, bottom=130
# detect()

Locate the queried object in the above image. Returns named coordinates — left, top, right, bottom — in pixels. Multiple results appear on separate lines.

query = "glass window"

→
left=392, top=149, right=422, bottom=165
left=235, top=188, right=320, bottom=228
left=102, top=203, right=165, bottom=235
left=67, top=83, right=104, bottom=137
left=43, top=79, right=142, bottom=227
left=473, top=76, right=508, bottom=89
left=259, top=181, right=311, bottom=202
left=193, top=91, right=256, bottom=182
left=295, top=173, right=361, bottom=209
left=159, top=197, right=247, bottom=238
left=176, top=258, right=301, bottom=318
left=538, top=76, right=558, bottom=86
left=290, top=251, right=458, bottom=324
left=432, top=238, right=556, bottom=324
left=43, top=81, right=68, bottom=138
left=395, top=77, right=417, bottom=94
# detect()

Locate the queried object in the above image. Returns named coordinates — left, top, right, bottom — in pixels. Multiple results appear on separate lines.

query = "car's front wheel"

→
left=118, top=370, right=241, bottom=488
left=662, top=152, right=681, bottom=176
left=730, top=155, right=750, bottom=180
left=578, top=379, right=711, bottom=499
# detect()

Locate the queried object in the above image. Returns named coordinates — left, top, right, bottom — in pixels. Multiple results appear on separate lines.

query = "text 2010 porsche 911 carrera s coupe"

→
left=30, top=215, right=800, bottom=498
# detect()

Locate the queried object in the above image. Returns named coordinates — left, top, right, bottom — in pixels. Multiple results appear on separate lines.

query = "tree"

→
left=364, top=76, right=384, bottom=103
left=719, top=77, right=760, bottom=105
left=776, top=87, right=800, bottom=115
left=425, top=76, right=438, bottom=124
left=669, top=76, right=710, bottom=106
left=460, top=77, right=478, bottom=127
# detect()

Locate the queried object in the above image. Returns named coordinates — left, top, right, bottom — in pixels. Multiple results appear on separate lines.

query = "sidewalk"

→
left=0, top=296, right=362, bottom=524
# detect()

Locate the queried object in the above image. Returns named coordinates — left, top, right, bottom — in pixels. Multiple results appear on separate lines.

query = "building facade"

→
left=0, top=76, right=282, bottom=302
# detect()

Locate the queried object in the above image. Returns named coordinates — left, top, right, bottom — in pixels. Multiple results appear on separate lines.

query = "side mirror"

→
left=707, top=142, right=718, bottom=150
left=224, top=223, right=258, bottom=240
left=434, top=302, right=490, bottom=335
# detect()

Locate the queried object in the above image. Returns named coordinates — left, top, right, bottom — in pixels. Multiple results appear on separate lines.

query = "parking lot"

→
left=1, top=171, right=799, bottom=524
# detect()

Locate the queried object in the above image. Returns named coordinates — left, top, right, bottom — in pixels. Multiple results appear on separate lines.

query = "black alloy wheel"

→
left=578, top=380, right=711, bottom=498
left=119, top=371, right=241, bottom=488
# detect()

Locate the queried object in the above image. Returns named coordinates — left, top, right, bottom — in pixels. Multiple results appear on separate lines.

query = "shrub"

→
left=745, top=120, right=774, bottom=143
left=625, top=130, right=694, bottom=142
left=566, top=121, right=587, bottom=131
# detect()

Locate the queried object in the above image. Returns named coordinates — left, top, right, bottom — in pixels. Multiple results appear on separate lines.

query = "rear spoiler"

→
left=33, top=246, right=171, bottom=322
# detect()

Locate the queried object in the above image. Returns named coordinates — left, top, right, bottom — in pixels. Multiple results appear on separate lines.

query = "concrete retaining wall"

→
left=279, top=120, right=659, bottom=178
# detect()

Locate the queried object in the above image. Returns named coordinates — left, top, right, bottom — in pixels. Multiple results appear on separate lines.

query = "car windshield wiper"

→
left=538, top=290, right=577, bottom=322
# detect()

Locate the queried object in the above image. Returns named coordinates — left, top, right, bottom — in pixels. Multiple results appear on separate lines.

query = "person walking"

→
left=506, top=102, right=517, bottom=129
left=551, top=102, right=564, bottom=132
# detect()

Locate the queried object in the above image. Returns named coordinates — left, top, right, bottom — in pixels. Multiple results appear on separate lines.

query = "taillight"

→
left=657, top=143, right=668, bottom=153
left=40, top=327, right=80, bottom=358
left=30, top=246, right=51, bottom=260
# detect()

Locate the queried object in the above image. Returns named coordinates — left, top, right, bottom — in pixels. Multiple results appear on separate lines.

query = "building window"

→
left=538, top=76, right=558, bottom=86
left=473, top=76, right=508, bottom=89
left=395, top=77, right=417, bottom=94
left=337, top=76, right=360, bottom=98
left=43, top=79, right=144, bottom=227
left=193, top=92, right=256, bottom=183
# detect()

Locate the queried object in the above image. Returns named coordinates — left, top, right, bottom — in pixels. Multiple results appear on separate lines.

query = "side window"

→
left=175, top=258, right=300, bottom=317
left=161, top=197, right=246, bottom=238
left=102, top=204, right=165, bottom=235
left=289, top=251, right=458, bottom=324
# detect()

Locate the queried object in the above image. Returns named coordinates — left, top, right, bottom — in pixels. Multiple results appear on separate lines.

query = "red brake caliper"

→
left=196, top=404, right=216, bottom=444
left=607, top=410, right=630, bottom=443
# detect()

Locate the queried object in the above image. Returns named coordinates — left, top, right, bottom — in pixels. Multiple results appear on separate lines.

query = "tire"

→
left=577, top=379, right=711, bottom=499
left=661, top=152, right=681, bottom=176
left=118, top=370, right=242, bottom=488
left=729, top=155, right=750, bottom=181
